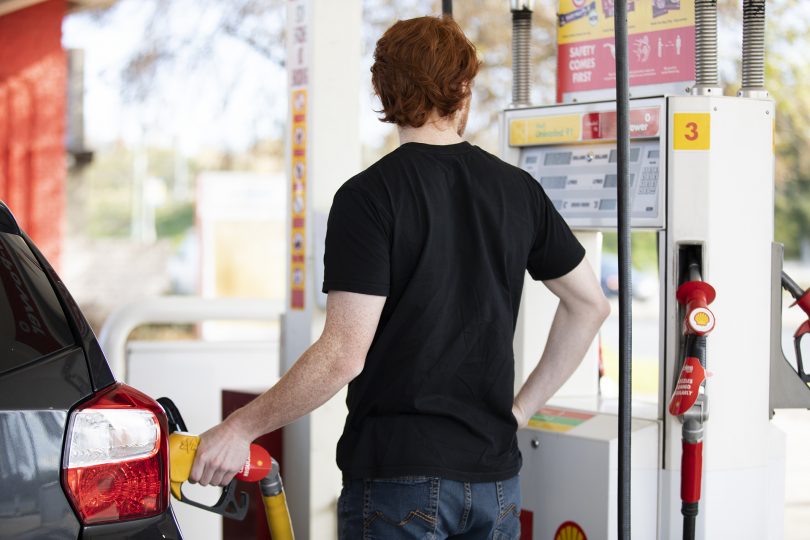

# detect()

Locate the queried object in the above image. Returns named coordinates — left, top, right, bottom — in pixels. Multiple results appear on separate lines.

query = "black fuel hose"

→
left=613, top=1, right=632, bottom=538
left=782, top=270, right=805, bottom=301
left=682, top=504, right=698, bottom=540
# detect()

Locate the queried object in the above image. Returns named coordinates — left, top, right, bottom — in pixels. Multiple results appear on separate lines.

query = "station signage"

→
left=509, top=107, right=660, bottom=146
left=556, top=0, right=695, bottom=102
left=287, top=0, right=309, bottom=311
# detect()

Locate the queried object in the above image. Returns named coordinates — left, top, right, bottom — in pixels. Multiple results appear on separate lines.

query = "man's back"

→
left=323, top=141, right=584, bottom=481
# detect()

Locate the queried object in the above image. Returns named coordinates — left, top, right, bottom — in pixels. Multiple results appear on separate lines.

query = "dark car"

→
left=0, top=203, right=183, bottom=539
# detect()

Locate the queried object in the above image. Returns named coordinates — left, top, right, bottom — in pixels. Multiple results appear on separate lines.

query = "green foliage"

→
left=760, top=0, right=810, bottom=258
left=601, top=231, right=659, bottom=272
left=156, top=202, right=194, bottom=241
left=70, top=144, right=198, bottom=240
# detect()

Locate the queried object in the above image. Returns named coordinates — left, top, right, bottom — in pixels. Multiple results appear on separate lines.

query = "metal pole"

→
left=613, top=0, right=632, bottom=538
left=442, top=0, right=452, bottom=17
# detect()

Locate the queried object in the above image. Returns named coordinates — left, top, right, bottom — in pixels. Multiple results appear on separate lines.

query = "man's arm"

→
left=512, top=257, right=610, bottom=428
left=189, top=291, right=385, bottom=487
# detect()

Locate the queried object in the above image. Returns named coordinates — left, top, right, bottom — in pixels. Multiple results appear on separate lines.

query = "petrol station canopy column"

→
left=282, top=1, right=362, bottom=539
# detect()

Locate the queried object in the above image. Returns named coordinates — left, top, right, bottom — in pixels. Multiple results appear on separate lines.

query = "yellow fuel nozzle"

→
left=167, top=432, right=271, bottom=521
left=169, top=433, right=199, bottom=500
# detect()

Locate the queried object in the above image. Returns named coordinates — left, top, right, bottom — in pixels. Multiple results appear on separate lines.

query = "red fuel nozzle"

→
left=668, top=356, right=706, bottom=416
left=677, top=281, right=716, bottom=336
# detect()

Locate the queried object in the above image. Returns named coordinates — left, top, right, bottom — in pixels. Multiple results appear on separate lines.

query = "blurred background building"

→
left=0, top=0, right=113, bottom=266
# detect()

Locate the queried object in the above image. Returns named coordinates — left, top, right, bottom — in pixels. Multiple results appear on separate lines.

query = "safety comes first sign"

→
left=556, top=0, right=695, bottom=102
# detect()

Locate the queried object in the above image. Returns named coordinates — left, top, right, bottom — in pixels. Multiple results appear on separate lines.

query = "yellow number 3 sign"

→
left=674, top=113, right=711, bottom=150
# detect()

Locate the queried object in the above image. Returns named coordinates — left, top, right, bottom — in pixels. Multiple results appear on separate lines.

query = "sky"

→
left=63, top=1, right=290, bottom=153
left=62, top=0, right=400, bottom=155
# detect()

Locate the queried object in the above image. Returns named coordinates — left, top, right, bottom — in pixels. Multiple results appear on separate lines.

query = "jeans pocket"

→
left=493, top=476, right=521, bottom=540
left=363, top=477, right=438, bottom=538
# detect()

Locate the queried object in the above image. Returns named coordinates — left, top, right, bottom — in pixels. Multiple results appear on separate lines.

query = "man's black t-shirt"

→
left=322, top=141, right=585, bottom=482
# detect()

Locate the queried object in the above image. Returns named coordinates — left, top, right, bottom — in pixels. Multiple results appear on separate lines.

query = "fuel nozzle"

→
left=672, top=256, right=714, bottom=540
left=677, top=261, right=717, bottom=336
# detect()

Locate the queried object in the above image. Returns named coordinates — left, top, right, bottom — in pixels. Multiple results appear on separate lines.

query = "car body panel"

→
left=0, top=409, right=80, bottom=540
left=81, top=507, right=184, bottom=540
left=0, top=347, right=93, bottom=409
left=0, top=348, right=92, bottom=540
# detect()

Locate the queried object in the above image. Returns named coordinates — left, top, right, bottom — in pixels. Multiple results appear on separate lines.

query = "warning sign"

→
left=556, top=0, right=695, bottom=102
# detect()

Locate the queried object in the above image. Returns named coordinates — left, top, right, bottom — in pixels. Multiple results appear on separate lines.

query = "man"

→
left=190, top=15, right=609, bottom=539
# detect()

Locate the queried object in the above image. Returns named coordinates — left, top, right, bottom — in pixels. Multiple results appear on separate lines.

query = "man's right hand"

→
left=512, top=402, right=529, bottom=430
left=512, top=258, right=610, bottom=422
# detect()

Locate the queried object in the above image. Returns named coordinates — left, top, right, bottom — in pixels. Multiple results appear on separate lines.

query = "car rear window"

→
left=0, top=233, right=74, bottom=374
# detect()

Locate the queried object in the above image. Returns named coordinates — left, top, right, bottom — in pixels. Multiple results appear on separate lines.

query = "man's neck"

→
left=397, top=118, right=464, bottom=146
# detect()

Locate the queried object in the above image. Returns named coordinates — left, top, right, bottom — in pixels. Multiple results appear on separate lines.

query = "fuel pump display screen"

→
left=518, top=139, right=662, bottom=229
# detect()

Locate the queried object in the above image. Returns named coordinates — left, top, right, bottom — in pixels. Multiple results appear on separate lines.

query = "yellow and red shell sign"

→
left=289, top=88, right=307, bottom=310
left=554, top=520, right=587, bottom=540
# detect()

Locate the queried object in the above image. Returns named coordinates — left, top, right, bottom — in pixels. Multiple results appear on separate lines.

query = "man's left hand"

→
left=189, top=418, right=252, bottom=487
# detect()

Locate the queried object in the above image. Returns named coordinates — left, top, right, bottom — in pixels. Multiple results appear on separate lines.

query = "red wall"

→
left=0, top=0, right=67, bottom=267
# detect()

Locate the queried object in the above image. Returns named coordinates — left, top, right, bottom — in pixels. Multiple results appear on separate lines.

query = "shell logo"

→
left=554, top=521, right=587, bottom=540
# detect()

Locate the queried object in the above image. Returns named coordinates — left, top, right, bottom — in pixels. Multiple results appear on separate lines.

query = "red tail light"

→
left=62, top=383, right=170, bottom=525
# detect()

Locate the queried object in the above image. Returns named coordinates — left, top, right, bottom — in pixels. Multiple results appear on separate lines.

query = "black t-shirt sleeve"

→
left=526, top=182, right=586, bottom=281
left=322, top=187, right=390, bottom=296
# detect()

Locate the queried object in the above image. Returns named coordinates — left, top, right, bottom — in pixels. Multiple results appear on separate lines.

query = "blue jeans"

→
left=337, top=475, right=521, bottom=540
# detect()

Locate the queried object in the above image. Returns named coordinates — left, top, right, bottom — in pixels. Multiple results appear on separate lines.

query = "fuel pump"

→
left=504, top=1, right=785, bottom=538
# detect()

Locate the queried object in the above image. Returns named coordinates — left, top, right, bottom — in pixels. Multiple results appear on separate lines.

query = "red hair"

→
left=371, top=16, right=481, bottom=128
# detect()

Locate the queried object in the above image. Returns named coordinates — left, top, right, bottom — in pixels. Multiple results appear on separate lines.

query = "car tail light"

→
left=62, top=383, right=169, bottom=525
